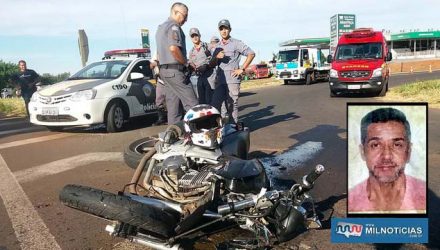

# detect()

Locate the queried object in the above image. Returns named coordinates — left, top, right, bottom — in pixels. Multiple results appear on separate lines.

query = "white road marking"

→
left=0, top=154, right=61, bottom=250
left=0, top=133, right=73, bottom=150
left=15, top=152, right=124, bottom=183
left=259, top=141, right=324, bottom=179
left=0, top=126, right=42, bottom=136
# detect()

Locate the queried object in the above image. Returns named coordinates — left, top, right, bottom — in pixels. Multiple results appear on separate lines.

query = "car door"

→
left=126, top=60, right=157, bottom=115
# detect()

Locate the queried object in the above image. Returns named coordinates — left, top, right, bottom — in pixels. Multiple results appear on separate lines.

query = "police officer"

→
left=155, top=2, right=198, bottom=125
left=188, top=27, right=215, bottom=104
left=211, top=19, right=255, bottom=124
left=12, top=60, right=40, bottom=117
left=150, top=54, right=167, bottom=126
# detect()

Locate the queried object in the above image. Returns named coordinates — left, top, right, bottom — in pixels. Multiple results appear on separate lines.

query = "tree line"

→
left=0, top=60, right=70, bottom=90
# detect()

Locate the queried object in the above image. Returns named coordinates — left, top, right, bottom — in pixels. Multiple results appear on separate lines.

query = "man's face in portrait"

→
left=361, top=121, right=412, bottom=183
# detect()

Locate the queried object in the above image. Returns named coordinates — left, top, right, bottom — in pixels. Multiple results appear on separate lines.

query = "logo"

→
left=332, top=218, right=428, bottom=243
left=336, top=222, right=363, bottom=238
left=143, top=103, right=156, bottom=112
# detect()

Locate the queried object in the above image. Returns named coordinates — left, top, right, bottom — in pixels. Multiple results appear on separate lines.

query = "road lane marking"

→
left=14, top=152, right=124, bottom=183
left=0, top=127, right=42, bottom=136
left=0, top=154, right=61, bottom=250
left=0, top=133, right=73, bottom=150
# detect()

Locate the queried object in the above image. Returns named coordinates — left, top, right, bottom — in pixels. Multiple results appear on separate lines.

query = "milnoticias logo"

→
left=336, top=222, right=363, bottom=238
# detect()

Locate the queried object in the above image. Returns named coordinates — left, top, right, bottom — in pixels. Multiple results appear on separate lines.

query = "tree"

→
left=0, top=59, right=70, bottom=88
left=0, top=60, right=18, bottom=89
left=40, top=72, right=70, bottom=85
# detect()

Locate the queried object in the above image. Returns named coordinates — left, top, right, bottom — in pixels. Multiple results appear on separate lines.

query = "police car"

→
left=29, top=49, right=157, bottom=132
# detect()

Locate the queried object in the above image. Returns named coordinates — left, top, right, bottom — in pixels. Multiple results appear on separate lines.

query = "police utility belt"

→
left=159, top=64, right=187, bottom=72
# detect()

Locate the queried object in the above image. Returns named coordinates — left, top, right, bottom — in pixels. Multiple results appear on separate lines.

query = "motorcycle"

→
left=59, top=123, right=325, bottom=250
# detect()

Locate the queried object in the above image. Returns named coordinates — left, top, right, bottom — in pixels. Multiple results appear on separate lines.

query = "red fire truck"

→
left=327, top=28, right=392, bottom=97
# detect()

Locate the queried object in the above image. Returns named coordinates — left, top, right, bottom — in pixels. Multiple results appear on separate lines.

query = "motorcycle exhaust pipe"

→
left=130, top=236, right=182, bottom=250
left=106, top=224, right=181, bottom=250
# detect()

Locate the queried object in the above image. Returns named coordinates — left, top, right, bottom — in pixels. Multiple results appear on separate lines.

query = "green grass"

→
left=0, top=97, right=26, bottom=118
left=384, top=79, right=440, bottom=108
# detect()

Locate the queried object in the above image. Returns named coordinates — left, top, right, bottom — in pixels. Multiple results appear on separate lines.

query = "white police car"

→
left=29, top=49, right=157, bottom=132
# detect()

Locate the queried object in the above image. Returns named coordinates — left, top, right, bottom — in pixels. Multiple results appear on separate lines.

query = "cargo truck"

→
left=276, top=45, right=330, bottom=85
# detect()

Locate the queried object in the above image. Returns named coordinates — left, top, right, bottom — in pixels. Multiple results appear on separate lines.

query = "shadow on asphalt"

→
left=239, top=91, right=256, bottom=97
left=240, top=105, right=300, bottom=132
left=238, top=102, right=259, bottom=112
left=315, top=194, right=347, bottom=230
left=56, top=114, right=158, bottom=134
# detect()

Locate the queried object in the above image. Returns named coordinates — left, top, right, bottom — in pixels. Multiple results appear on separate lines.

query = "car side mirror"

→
left=386, top=52, right=393, bottom=62
left=128, top=72, right=144, bottom=81
left=327, top=55, right=333, bottom=63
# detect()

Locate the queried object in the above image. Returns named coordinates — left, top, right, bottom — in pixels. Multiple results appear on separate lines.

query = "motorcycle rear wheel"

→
left=123, top=137, right=157, bottom=169
left=59, top=184, right=178, bottom=238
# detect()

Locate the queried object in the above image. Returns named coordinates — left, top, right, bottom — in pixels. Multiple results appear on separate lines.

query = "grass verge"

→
left=382, top=79, right=440, bottom=108
left=0, top=97, right=26, bottom=118
left=1, top=78, right=438, bottom=118
left=241, top=77, right=283, bottom=90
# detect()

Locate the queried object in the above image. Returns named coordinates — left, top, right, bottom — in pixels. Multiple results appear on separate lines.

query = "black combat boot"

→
left=153, top=107, right=167, bottom=126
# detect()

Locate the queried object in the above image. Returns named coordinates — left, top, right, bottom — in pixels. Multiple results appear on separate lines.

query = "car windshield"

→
left=278, top=50, right=299, bottom=63
left=68, top=60, right=131, bottom=80
left=335, top=43, right=383, bottom=60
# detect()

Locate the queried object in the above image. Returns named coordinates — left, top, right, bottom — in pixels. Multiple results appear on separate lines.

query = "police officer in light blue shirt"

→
left=155, top=2, right=198, bottom=125
left=211, top=19, right=255, bottom=124
left=188, top=27, right=215, bottom=105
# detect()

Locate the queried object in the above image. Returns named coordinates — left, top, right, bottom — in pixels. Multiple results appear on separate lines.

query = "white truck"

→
left=276, top=44, right=331, bottom=85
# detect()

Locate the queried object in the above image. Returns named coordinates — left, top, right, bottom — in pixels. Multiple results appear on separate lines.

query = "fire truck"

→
left=327, top=28, right=392, bottom=97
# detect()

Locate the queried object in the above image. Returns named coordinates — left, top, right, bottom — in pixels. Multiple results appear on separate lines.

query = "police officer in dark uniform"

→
left=12, top=60, right=40, bottom=117
left=155, top=2, right=198, bottom=125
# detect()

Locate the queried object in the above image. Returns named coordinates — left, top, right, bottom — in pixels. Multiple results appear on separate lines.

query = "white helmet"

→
left=183, top=104, right=223, bottom=149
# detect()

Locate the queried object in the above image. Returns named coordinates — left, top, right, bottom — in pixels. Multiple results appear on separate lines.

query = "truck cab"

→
left=276, top=45, right=330, bottom=85
left=327, top=28, right=392, bottom=97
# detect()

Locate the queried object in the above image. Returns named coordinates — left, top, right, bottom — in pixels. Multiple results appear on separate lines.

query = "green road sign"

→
left=141, top=29, right=150, bottom=48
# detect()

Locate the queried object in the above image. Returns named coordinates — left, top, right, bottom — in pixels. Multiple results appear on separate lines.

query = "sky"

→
left=1, top=0, right=439, bottom=75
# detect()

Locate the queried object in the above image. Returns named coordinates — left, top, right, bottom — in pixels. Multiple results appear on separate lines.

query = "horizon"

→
left=1, top=0, right=439, bottom=75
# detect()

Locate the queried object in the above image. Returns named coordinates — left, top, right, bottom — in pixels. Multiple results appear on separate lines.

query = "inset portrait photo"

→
left=347, top=103, right=427, bottom=216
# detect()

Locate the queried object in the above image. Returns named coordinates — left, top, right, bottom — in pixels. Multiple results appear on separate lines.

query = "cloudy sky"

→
left=1, top=0, right=439, bottom=74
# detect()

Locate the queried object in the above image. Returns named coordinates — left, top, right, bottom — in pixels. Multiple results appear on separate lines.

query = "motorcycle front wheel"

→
left=59, top=184, right=178, bottom=238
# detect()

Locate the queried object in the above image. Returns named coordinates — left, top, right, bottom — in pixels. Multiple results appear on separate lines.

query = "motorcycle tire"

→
left=123, top=137, right=157, bottom=169
left=59, top=184, right=179, bottom=238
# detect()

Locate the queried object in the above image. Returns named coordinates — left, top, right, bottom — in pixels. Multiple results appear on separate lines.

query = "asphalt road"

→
left=0, top=71, right=439, bottom=250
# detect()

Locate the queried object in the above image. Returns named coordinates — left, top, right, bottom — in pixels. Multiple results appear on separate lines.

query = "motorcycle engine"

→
left=149, top=155, right=215, bottom=203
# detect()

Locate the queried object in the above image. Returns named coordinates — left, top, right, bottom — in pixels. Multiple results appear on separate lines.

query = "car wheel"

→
left=330, top=90, right=337, bottom=97
left=305, top=74, right=312, bottom=85
left=106, top=102, right=125, bottom=133
left=46, top=126, right=64, bottom=132
left=283, top=80, right=289, bottom=85
left=378, top=84, right=387, bottom=97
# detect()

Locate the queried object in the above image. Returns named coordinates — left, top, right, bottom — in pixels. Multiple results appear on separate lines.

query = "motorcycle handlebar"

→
left=305, top=164, right=325, bottom=185
left=217, top=198, right=255, bottom=215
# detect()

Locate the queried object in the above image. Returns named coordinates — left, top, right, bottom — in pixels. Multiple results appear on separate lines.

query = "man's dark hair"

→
left=18, top=60, right=26, bottom=65
left=171, top=2, right=188, bottom=11
left=360, top=107, right=411, bottom=145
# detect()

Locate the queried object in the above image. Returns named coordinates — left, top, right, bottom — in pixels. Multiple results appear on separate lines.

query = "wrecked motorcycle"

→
left=59, top=123, right=325, bottom=249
